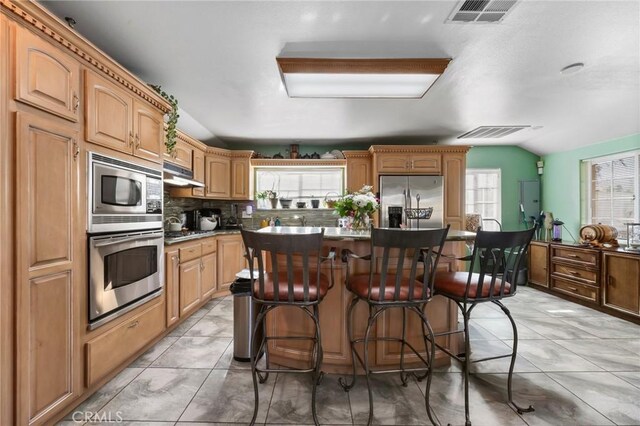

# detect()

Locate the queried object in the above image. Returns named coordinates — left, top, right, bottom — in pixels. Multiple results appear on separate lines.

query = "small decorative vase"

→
left=352, top=212, right=370, bottom=232
left=269, top=198, right=279, bottom=209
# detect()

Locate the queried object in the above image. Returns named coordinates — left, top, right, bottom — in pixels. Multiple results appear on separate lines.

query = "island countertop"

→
left=256, top=226, right=476, bottom=241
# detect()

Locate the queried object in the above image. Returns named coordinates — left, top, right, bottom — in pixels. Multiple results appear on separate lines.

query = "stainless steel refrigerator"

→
left=379, top=175, right=444, bottom=229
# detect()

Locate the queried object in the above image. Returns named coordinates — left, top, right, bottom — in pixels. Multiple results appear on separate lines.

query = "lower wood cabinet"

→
left=217, top=234, right=245, bottom=291
left=179, top=258, right=202, bottom=316
left=528, top=241, right=549, bottom=288
left=603, top=252, right=640, bottom=315
left=201, top=252, right=218, bottom=299
left=165, top=249, right=180, bottom=327
left=86, top=301, right=165, bottom=386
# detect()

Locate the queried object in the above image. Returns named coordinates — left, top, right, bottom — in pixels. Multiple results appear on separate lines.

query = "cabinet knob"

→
left=127, top=320, right=139, bottom=329
left=135, top=133, right=140, bottom=148
left=568, top=286, right=578, bottom=292
left=129, top=131, right=134, bottom=147
left=72, top=92, right=79, bottom=113
left=73, top=142, right=79, bottom=160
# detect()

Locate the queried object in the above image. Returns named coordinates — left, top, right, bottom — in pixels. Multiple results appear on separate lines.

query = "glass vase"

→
left=352, top=212, right=370, bottom=232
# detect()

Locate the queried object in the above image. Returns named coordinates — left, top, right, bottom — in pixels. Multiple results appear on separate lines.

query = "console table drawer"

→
left=551, top=263, right=597, bottom=284
left=551, top=246, right=599, bottom=267
left=551, top=277, right=599, bottom=304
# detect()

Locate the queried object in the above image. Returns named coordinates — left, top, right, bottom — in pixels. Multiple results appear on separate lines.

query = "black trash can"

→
left=230, top=276, right=262, bottom=362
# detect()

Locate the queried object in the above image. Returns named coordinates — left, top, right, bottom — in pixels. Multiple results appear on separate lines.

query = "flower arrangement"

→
left=333, top=185, right=379, bottom=230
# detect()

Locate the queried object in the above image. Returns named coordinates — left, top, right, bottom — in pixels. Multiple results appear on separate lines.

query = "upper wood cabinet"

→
left=231, top=157, right=251, bottom=199
left=603, top=252, right=640, bottom=316
left=344, top=150, right=372, bottom=192
left=164, top=137, right=194, bottom=170
left=85, top=70, right=164, bottom=163
left=16, top=28, right=80, bottom=122
left=376, top=153, right=441, bottom=174
left=205, top=154, right=231, bottom=198
left=15, top=112, right=81, bottom=424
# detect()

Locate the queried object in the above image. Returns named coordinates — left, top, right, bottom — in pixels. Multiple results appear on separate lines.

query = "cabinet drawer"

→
left=202, top=238, right=217, bottom=255
left=551, top=277, right=599, bottom=304
left=86, top=301, right=165, bottom=385
left=551, top=247, right=599, bottom=267
left=180, top=243, right=202, bottom=262
left=551, top=263, right=597, bottom=284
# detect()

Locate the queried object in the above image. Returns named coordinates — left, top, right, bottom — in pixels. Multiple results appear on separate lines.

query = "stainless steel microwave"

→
left=88, top=152, right=163, bottom=233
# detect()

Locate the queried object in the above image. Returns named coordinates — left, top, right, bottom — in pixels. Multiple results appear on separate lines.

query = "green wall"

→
left=542, top=133, right=640, bottom=239
left=466, top=146, right=540, bottom=231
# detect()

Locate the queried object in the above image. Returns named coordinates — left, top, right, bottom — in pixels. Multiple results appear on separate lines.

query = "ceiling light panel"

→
left=448, top=0, right=519, bottom=23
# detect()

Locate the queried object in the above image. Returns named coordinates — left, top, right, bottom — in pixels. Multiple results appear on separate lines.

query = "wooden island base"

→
left=260, top=227, right=472, bottom=374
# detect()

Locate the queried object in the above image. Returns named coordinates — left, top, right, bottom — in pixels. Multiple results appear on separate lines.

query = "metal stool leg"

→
left=414, top=306, right=440, bottom=426
left=310, top=304, right=322, bottom=426
left=399, top=307, right=409, bottom=386
left=495, top=301, right=534, bottom=415
left=250, top=304, right=268, bottom=426
left=363, top=307, right=384, bottom=426
left=339, top=296, right=359, bottom=391
left=462, top=306, right=472, bottom=426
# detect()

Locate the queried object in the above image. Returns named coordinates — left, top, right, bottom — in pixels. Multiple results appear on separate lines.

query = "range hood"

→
left=163, top=162, right=205, bottom=187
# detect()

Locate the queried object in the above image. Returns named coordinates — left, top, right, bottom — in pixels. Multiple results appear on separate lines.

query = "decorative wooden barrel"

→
left=580, top=224, right=618, bottom=243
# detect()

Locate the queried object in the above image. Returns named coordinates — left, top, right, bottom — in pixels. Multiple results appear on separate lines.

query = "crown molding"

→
left=251, top=158, right=346, bottom=167
left=1, top=0, right=171, bottom=113
left=368, top=145, right=471, bottom=154
left=342, top=150, right=370, bottom=159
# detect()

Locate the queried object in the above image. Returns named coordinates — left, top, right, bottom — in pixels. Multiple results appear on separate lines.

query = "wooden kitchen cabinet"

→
left=375, top=152, right=441, bottom=174
left=15, top=112, right=82, bottom=424
left=86, top=70, right=164, bottom=163
left=205, top=153, right=231, bottom=198
left=165, top=249, right=180, bottom=327
left=217, top=234, right=245, bottom=291
left=231, top=156, right=251, bottom=199
left=201, top=252, right=218, bottom=299
left=344, top=150, right=372, bottom=192
left=15, top=27, right=80, bottom=122
left=164, top=137, right=194, bottom=170
left=602, top=251, right=640, bottom=316
left=550, top=244, right=600, bottom=305
left=192, top=147, right=206, bottom=197
left=528, top=241, right=549, bottom=288
left=179, top=258, right=202, bottom=316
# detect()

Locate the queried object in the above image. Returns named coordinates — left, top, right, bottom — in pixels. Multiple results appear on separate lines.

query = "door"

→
left=85, top=70, right=133, bottom=154
left=16, top=112, right=81, bottom=424
left=16, top=28, right=80, bottom=122
left=201, top=252, right=217, bottom=299
left=231, top=158, right=250, bottom=199
left=217, top=235, right=244, bottom=291
left=407, top=175, right=444, bottom=228
left=133, top=99, right=164, bottom=163
left=165, top=249, right=180, bottom=327
left=528, top=243, right=549, bottom=287
left=205, top=155, right=230, bottom=198
left=603, top=253, right=640, bottom=315
left=179, top=258, right=202, bottom=316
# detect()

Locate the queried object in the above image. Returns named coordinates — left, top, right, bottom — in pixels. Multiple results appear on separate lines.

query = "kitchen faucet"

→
left=294, top=215, right=307, bottom=226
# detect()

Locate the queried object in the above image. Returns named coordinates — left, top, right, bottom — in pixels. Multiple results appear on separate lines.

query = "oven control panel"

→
left=146, top=177, right=162, bottom=214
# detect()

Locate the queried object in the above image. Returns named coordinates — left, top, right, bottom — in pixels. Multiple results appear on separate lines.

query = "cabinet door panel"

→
left=376, top=154, right=409, bottom=173
left=205, top=155, right=230, bottom=198
left=133, top=100, right=163, bottom=163
left=528, top=243, right=549, bottom=287
left=217, top=235, right=244, bottom=291
left=85, top=71, right=132, bottom=154
left=347, top=156, right=371, bottom=192
left=165, top=249, right=180, bottom=327
left=411, top=154, right=441, bottom=173
left=166, top=139, right=194, bottom=170
left=231, top=158, right=250, bottom=199
left=193, top=148, right=205, bottom=183
left=179, top=259, right=202, bottom=316
left=604, top=254, right=640, bottom=315
left=201, top=253, right=217, bottom=299
left=16, top=29, right=80, bottom=122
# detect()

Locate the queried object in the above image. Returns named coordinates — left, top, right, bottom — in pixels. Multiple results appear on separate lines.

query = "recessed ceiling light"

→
left=560, top=63, right=585, bottom=75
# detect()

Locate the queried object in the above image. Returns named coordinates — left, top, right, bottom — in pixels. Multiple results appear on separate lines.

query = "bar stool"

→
left=241, top=229, right=335, bottom=426
left=429, top=227, right=536, bottom=426
left=339, top=226, right=450, bottom=426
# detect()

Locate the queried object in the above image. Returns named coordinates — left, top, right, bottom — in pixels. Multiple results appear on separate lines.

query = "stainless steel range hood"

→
left=163, top=162, right=205, bottom=187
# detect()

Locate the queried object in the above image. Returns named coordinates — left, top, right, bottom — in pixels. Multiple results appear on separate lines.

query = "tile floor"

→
left=59, top=287, right=640, bottom=425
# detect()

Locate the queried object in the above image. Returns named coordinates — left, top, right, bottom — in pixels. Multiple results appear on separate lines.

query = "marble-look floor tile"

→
left=559, top=316, right=640, bottom=339
left=515, top=317, right=599, bottom=340
left=65, top=368, right=143, bottom=419
left=266, top=373, right=351, bottom=424
left=553, top=339, right=640, bottom=371
left=426, top=372, right=528, bottom=426
left=464, top=304, right=504, bottom=319
left=209, top=299, right=233, bottom=316
left=347, top=374, right=434, bottom=425
left=190, top=305, right=211, bottom=319
left=467, top=339, right=540, bottom=373
left=613, top=371, right=640, bottom=389
left=606, top=338, right=640, bottom=354
left=167, top=316, right=200, bottom=337
left=130, top=336, right=178, bottom=367
left=548, top=372, right=640, bottom=425
left=213, top=340, right=267, bottom=370
left=483, top=372, right=614, bottom=426
left=185, top=313, right=234, bottom=338
left=88, top=422, right=175, bottom=426
left=466, top=321, right=501, bottom=341
left=471, top=318, right=545, bottom=340
left=99, top=368, right=209, bottom=421
left=507, top=340, right=602, bottom=372
left=151, top=336, right=231, bottom=369
left=179, top=369, right=275, bottom=424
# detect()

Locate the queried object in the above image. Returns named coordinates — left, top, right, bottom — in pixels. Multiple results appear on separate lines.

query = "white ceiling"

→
left=42, top=0, right=640, bottom=155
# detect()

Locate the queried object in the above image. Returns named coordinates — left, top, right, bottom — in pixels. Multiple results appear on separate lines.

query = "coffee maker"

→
left=184, top=210, right=201, bottom=230
left=388, top=206, right=403, bottom=228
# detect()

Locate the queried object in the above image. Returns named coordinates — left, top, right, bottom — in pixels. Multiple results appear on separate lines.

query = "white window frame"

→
left=253, top=166, right=345, bottom=203
left=465, top=168, right=502, bottom=231
left=583, top=150, right=640, bottom=240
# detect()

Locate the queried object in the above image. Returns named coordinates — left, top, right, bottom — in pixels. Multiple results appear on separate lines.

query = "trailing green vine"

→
left=150, top=84, right=179, bottom=154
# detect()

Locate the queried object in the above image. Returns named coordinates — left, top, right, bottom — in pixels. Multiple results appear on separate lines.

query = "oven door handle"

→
left=93, top=234, right=162, bottom=248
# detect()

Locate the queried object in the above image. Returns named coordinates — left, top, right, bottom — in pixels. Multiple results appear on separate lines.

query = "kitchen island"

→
left=255, top=226, right=474, bottom=374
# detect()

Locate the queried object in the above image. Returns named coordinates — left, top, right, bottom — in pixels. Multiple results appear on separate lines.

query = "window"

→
left=254, top=167, right=345, bottom=204
left=466, top=169, right=502, bottom=231
left=584, top=150, right=640, bottom=240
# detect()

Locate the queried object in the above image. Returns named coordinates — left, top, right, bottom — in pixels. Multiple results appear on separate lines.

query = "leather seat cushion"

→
left=347, top=274, right=430, bottom=301
left=433, top=271, right=510, bottom=299
left=253, top=271, right=330, bottom=302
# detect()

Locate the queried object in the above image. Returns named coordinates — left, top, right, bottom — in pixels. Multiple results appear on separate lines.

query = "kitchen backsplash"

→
left=164, top=190, right=340, bottom=230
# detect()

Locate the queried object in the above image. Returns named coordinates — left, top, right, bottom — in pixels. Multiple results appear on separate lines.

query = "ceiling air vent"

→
left=448, top=0, right=518, bottom=23
left=457, top=126, right=530, bottom=139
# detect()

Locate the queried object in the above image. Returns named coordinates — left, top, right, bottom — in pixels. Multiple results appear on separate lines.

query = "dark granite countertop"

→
left=164, top=229, right=241, bottom=245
